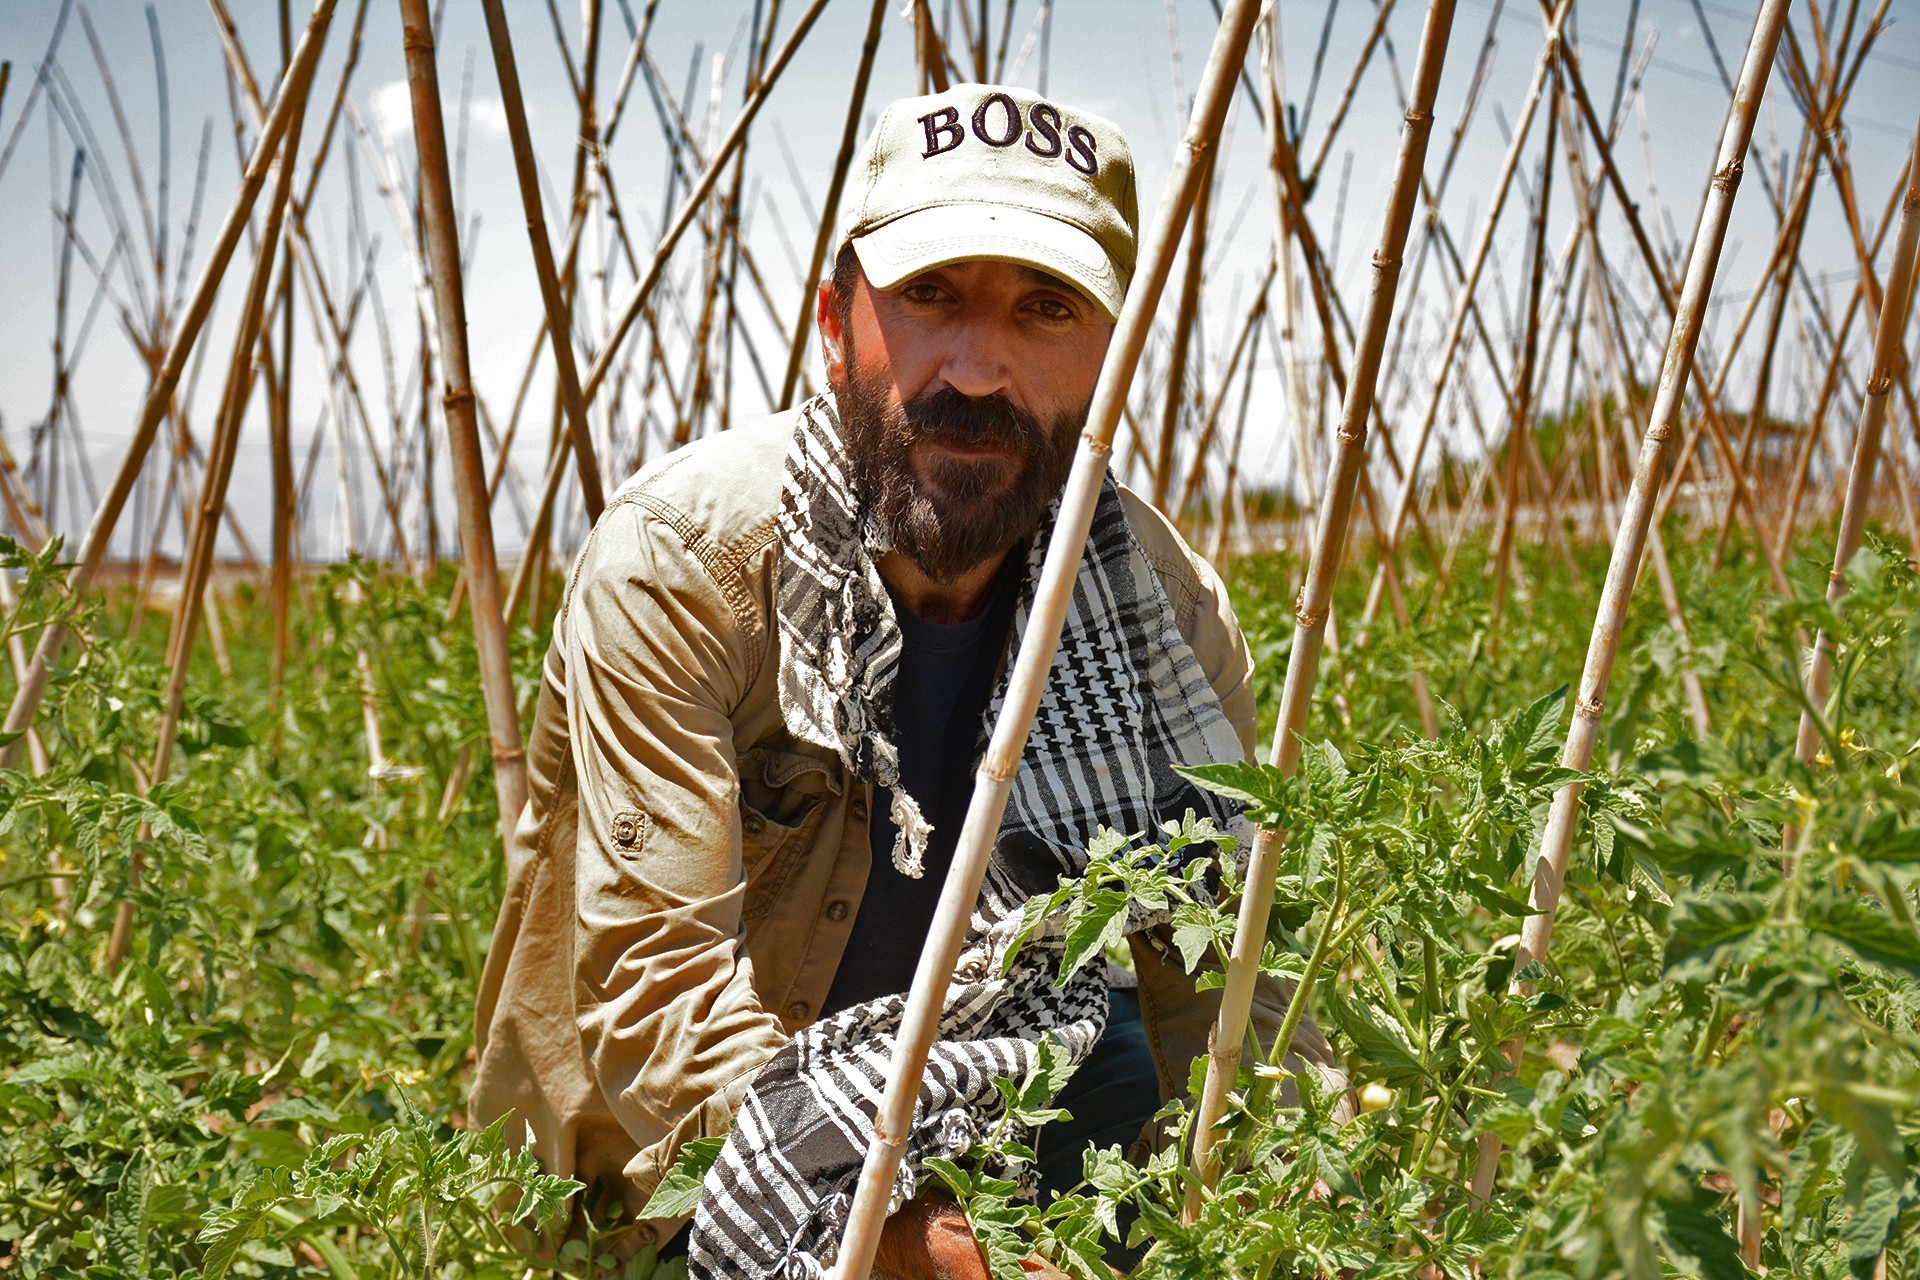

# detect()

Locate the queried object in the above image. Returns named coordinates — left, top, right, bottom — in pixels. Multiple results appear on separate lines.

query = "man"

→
left=472, top=84, right=1333, bottom=1279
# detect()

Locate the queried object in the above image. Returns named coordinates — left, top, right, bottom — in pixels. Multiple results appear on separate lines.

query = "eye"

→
left=899, top=280, right=950, bottom=305
left=1028, top=296, right=1077, bottom=322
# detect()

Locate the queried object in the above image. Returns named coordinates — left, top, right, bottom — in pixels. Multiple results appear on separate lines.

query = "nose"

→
left=934, top=310, right=1015, bottom=401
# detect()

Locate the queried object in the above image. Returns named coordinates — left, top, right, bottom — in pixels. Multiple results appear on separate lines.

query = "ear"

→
left=817, top=278, right=848, bottom=387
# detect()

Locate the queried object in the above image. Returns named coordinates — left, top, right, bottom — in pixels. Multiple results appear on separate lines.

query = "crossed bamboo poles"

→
left=7, top=2, right=1907, bottom=649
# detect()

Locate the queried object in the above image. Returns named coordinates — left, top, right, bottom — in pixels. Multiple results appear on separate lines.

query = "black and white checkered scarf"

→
left=688, top=396, right=1246, bottom=1278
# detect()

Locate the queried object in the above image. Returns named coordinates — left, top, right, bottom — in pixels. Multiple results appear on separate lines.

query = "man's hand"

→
left=870, top=1195, right=1070, bottom=1280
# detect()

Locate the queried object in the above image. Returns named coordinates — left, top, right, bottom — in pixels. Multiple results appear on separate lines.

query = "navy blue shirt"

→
left=814, top=554, right=1164, bottom=1208
left=823, top=558, right=1021, bottom=1014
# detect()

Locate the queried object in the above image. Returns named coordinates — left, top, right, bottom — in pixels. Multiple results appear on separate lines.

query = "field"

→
left=1, top=521, right=1915, bottom=1279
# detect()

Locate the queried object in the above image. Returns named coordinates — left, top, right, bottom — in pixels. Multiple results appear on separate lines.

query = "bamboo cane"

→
left=1545, top=15, right=1791, bottom=594
left=1561, top=90, right=1714, bottom=740
left=1153, top=156, right=1214, bottom=513
left=398, top=0, right=528, bottom=846
left=108, top=63, right=309, bottom=972
left=910, top=0, right=954, bottom=94
left=478, top=0, right=606, bottom=523
left=1489, top=79, right=1559, bottom=638
left=0, top=0, right=337, bottom=772
left=469, top=0, right=828, bottom=591
left=777, top=0, right=888, bottom=410
left=263, top=267, right=297, bottom=698
left=1184, top=0, right=1457, bottom=1215
left=827, top=3, right=1273, bottom=1273
left=579, top=0, right=828, bottom=409
left=1176, top=265, right=1273, bottom=521
left=1793, top=117, right=1920, bottom=768
left=1369, top=2, right=1567, bottom=582
left=1208, top=313, right=1262, bottom=564
left=1301, top=0, right=1399, bottom=192
left=0, top=3, right=74, bottom=191
left=1767, top=135, right=1916, bottom=552
left=1470, top=0, right=1793, bottom=1202
left=1256, top=15, right=1319, bottom=522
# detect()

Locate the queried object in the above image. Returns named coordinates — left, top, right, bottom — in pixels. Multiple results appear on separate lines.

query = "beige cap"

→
left=839, top=84, right=1138, bottom=321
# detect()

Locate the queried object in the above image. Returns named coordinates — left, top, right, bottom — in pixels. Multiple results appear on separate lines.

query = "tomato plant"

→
left=1, top=526, right=1914, bottom=1279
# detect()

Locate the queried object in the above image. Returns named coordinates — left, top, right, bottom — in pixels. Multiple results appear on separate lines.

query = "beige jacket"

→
left=471, top=409, right=1323, bottom=1239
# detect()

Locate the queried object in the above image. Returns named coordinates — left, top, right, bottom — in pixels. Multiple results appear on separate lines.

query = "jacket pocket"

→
left=738, top=747, right=839, bottom=923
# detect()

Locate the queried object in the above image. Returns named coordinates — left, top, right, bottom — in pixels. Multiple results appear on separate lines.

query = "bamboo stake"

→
left=910, top=0, right=955, bottom=94
left=1768, top=137, right=1916, bottom=552
left=489, top=5, right=829, bottom=602
left=0, top=0, right=337, bottom=772
left=1489, top=78, right=1558, bottom=638
left=1301, top=0, right=1398, bottom=191
left=1185, top=0, right=1457, bottom=1214
left=399, top=0, right=528, bottom=845
left=1558, top=81, right=1714, bottom=740
left=1470, top=0, right=1792, bottom=1202
left=1546, top=15, right=1790, bottom=594
left=1154, top=156, right=1214, bottom=513
left=108, top=59, right=309, bottom=972
left=579, top=0, right=827, bottom=408
left=1372, top=8, right=1561, bottom=567
left=1176, top=265, right=1273, bottom=520
left=264, top=0, right=300, bottom=699
left=1257, top=14, right=1319, bottom=521
left=479, top=0, right=606, bottom=522
left=777, top=0, right=888, bottom=410
left=1792, top=118, right=1920, bottom=769
left=828, top=4, right=1273, bottom=1274
left=263, top=266, right=297, bottom=698
left=477, top=0, right=828, bottom=596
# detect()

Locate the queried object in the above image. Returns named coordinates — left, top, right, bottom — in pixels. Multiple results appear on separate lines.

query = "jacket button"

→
left=743, top=813, right=766, bottom=835
left=851, top=798, right=869, bottom=822
left=786, top=1001, right=810, bottom=1022
left=825, top=900, right=849, bottom=922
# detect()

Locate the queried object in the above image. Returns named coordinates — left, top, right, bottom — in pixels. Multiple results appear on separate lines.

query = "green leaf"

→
left=1176, top=760, right=1291, bottom=825
left=198, top=1170, right=294, bottom=1280
left=1169, top=900, right=1231, bottom=973
left=106, top=1152, right=153, bottom=1280
left=1059, top=889, right=1131, bottom=982
left=1647, top=1194, right=1745, bottom=1280
left=999, top=1035, right=1079, bottom=1130
left=1663, top=892, right=1768, bottom=979
left=640, top=1136, right=726, bottom=1220
left=1323, top=988, right=1424, bottom=1087
left=1846, top=812, right=1920, bottom=867
left=1505, top=686, right=1569, bottom=762
left=1839, top=1156, right=1905, bottom=1278
left=1807, top=896, right=1920, bottom=982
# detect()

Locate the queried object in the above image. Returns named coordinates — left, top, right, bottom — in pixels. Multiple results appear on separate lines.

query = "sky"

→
left=0, top=0, right=1915, bottom=562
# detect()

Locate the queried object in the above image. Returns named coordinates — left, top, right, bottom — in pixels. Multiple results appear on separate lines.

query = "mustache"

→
left=900, top=387, right=1046, bottom=447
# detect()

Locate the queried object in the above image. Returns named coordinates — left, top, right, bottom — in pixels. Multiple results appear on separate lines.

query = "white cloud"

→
left=371, top=79, right=413, bottom=144
left=467, top=99, right=512, bottom=139
left=370, top=79, right=514, bottom=145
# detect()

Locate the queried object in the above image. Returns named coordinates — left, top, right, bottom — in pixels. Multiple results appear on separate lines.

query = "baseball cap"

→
left=839, top=84, right=1139, bottom=321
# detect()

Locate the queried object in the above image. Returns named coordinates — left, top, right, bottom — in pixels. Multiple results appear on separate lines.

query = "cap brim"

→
left=851, top=204, right=1125, bottom=322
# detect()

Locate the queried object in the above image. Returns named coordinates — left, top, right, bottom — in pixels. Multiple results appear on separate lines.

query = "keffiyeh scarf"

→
left=688, top=397, right=1247, bottom=1278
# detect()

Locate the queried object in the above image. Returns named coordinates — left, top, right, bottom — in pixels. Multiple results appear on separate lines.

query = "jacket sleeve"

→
left=564, top=500, right=790, bottom=1207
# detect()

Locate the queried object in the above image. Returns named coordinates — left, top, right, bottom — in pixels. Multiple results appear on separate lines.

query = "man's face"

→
left=821, top=257, right=1114, bottom=584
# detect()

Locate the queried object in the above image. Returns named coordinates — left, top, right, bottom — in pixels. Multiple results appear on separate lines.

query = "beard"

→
left=835, top=360, right=1084, bottom=585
